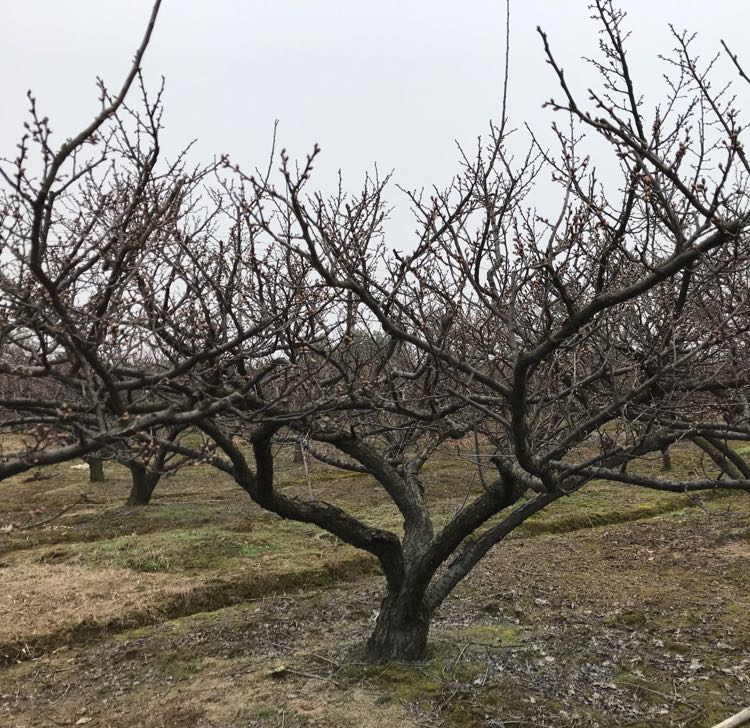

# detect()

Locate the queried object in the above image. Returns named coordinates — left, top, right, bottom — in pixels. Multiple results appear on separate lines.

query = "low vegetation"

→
left=1, top=445, right=748, bottom=726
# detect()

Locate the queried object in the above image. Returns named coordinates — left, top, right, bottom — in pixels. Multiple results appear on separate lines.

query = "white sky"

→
left=2, top=1, right=749, bottom=243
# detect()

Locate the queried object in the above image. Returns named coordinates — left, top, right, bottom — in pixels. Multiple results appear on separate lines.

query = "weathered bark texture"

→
left=125, top=462, right=161, bottom=506
left=693, top=436, right=750, bottom=479
left=366, top=591, right=431, bottom=662
left=85, top=457, right=105, bottom=483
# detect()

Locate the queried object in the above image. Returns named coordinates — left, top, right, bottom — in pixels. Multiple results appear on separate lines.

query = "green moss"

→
left=149, top=644, right=205, bottom=680
left=9, top=515, right=375, bottom=576
left=652, top=607, right=705, bottom=631
left=440, top=704, right=487, bottom=728
left=459, top=624, right=521, bottom=646
left=22, top=528, right=264, bottom=573
left=115, top=625, right=152, bottom=640
left=661, top=636, right=690, bottom=653
left=604, top=609, right=648, bottom=630
left=439, top=673, right=546, bottom=727
left=517, top=486, right=734, bottom=537
left=612, top=668, right=732, bottom=723
left=364, top=662, right=443, bottom=702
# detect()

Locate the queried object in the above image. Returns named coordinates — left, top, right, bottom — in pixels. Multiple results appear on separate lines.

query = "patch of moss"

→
left=439, top=673, right=543, bottom=727
left=517, top=486, right=734, bottom=537
left=612, top=669, right=732, bottom=721
left=652, top=608, right=704, bottom=631
left=362, top=661, right=444, bottom=703
left=148, top=644, right=206, bottom=680
left=10, top=515, right=375, bottom=577
left=19, top=528, right=264, bottom=573
left=458, top=624, right=521, bottom=646
left=440, top=702, right=487, bottom=728
left=604, top=608, right=648, bottom=630
left=248, top=706, right=277, bottom=720
left=661, top=635, right=690, bottom=653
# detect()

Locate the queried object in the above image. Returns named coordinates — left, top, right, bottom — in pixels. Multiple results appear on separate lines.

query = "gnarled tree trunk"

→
left=366, top=589, right=431, bottom=662
left=126, top=462, right=160, bottom=506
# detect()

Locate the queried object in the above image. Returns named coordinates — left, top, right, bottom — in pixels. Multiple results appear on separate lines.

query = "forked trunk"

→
left=126, top=463, right=160, bottom=506
left=366, top=591, right=431, bottom=662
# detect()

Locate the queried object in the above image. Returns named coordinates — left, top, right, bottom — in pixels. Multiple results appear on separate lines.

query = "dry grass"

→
left=0, top=440, right=740, bottom=666
left=1, top=497, right=748, bottom=727
left=0, top=564, right=199, bottom=658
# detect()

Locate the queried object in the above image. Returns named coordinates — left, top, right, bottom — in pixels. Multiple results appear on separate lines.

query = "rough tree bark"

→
left=85, top=457, right=105, bottom=483
left=366, top=588, right=431, bottom=662
left=125, top=462, right=161, bottom=506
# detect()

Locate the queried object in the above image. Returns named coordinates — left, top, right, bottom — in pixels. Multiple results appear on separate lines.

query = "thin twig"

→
left=19, top=494, right=89, bottom=530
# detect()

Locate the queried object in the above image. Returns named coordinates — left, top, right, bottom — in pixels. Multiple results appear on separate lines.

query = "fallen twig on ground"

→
left=19, top=494, right=89, bottom=530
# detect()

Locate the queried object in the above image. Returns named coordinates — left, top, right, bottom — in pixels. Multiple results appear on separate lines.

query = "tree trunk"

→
left=661, top=446, right=672, bottom=471
left=293, top=442, right=304, bottom=464
left=365, top=591, right=430, bottom=662
left=693, top=436, right=745, bottom=479
left=85, top=457, right=105, bottom=482
left=126, top=463, right=159, bottom=506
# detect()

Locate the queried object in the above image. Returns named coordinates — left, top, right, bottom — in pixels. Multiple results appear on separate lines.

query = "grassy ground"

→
left=0, top=444, right=748, bottom=726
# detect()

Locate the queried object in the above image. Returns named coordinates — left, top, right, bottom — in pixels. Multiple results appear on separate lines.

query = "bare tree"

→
left=231, top=1, right=750, bottom=660
left=2, top=0, right=750, bottom=664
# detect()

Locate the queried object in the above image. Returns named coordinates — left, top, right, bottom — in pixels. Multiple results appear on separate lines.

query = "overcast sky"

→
left=2, top=1, right=748, bottom=242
